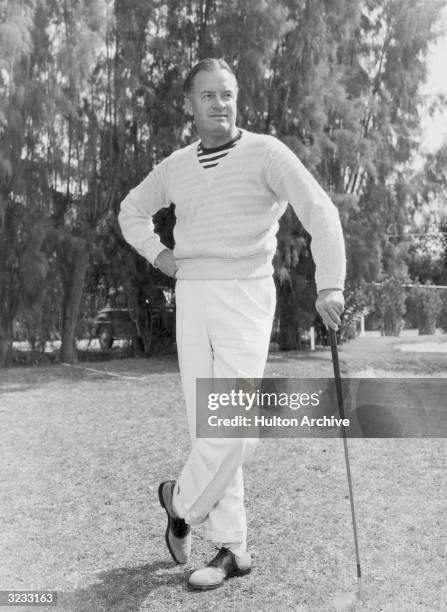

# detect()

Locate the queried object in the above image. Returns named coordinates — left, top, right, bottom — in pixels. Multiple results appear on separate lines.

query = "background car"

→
left=91, top=288, right=175, bottom=350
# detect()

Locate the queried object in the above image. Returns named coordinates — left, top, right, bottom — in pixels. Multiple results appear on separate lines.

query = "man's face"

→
left=185, top=68, right=238, bottom=145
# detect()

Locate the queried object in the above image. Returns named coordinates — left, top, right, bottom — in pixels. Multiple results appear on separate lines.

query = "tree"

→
left=1, top=0, right=114, bottom=364
left=266, top=0, right=447, bottom=345
left=407, top=283, right=443, bottom=334
left=371, top=277, right=407, bottom=336
left=0, top=0, right=42, bottom=364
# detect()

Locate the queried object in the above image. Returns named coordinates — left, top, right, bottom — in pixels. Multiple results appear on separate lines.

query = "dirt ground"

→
left=0, top=331, right=446, bottom=611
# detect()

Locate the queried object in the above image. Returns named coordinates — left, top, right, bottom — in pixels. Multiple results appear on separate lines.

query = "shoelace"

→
left=208, top=547, right=232, bottom=567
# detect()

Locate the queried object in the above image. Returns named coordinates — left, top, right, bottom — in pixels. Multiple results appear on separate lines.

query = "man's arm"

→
left=118, top=158, right=177, bottom=277
left=265, top=139, right=346, bottom=329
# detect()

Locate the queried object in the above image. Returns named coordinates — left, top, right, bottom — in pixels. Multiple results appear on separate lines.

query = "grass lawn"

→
left=0, top=331, right=446, bottom=611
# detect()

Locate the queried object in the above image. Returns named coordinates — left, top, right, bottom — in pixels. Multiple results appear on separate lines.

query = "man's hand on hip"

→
left=316, top=288, right=344, bottom=331
left=154, top=248, right=178, bottom=278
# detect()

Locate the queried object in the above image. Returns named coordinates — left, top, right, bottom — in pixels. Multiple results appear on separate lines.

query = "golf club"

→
left=329, top=327, right=363, bottom=609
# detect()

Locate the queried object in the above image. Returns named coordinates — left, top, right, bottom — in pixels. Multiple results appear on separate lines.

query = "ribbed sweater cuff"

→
left=316, top=275, right=345, bottom=293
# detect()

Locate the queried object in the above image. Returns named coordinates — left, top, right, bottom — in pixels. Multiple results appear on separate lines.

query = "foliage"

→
left=275, top=274, right=316, bottom=350
left=406, top=234, right=447, bottom=287
left=407, top=283, right=443, bottom=335
left=370, top=277, right=407, bottom=336
left=273, top=204, right=316, bottom=349
left=405, top=145, right=447, bottom=287
left=0, top=0, right=112, bottom=364
left=338, top=282, right=372, bottom=342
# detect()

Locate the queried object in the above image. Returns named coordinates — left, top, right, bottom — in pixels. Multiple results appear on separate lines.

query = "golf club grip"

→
left=329, top=328, right=346, bottom=420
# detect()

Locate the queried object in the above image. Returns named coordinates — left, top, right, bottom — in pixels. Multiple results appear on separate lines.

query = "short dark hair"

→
left=183, top=58, right=237, bottom=95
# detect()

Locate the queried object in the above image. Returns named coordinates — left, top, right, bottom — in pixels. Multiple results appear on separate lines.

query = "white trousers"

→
left=173, top=277, right=276, bottom=544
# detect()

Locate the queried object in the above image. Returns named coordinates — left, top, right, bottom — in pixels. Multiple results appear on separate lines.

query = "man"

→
left=118, top=58, right=345, bottom=591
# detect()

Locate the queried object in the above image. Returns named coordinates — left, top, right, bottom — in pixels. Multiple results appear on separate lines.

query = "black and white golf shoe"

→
left=158, top=480, right=191, bottom=564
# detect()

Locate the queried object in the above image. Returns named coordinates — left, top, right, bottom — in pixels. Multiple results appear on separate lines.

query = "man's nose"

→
left=212, top=96, right=226, bottom=108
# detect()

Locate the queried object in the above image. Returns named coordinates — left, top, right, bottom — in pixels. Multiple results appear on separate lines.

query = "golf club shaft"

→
left=329, top=328, right=362, bottom=581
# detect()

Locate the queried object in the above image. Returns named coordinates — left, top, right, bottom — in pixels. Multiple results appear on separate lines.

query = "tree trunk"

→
left=0, top=319, right=13, bottom=367
left=59, top=237, right=90, bottom=364
left=0, top=294, right=19, bottom=367
left=277, top=281, right=300, bottom=350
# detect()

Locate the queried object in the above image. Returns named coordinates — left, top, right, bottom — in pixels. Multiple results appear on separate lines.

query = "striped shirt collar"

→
left=197, top=129, right=243, bottom=170
left=198, top=129, right=242, bottom=155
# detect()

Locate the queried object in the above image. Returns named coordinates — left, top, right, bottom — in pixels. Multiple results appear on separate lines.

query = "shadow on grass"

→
left=59, top=560, right=187, bottom=611
left=0, top=383, right=37, bottom=395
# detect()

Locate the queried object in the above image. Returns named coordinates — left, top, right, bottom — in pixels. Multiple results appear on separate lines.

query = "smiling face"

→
left=185, top=68, right=239, bottom=148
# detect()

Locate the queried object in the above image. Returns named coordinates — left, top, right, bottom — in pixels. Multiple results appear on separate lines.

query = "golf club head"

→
left=333, top=585, right=362, bottom=611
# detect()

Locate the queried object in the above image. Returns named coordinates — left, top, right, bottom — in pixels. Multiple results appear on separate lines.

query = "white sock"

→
left=222, top=541, right=247, bottom=557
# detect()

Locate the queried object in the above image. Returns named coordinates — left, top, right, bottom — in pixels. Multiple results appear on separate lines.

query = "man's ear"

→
left=184, top=95, right=193, bottom=115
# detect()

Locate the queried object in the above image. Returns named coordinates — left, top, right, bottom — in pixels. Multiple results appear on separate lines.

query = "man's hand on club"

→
left=316, top=288, right=344, bottom=331
left=154, top=248, right=178, bottom=278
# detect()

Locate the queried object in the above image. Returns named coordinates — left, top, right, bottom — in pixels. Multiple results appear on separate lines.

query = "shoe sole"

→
left=187, top=567, right=252, bottom=591
left=158, top=481, right=187, bottom=565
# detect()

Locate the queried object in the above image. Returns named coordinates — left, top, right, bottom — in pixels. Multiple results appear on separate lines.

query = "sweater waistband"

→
left=175, top=253, right=274, bottom=280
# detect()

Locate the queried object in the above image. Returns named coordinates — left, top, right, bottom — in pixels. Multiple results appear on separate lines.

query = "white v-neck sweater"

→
left=118, top=129, right=346, bottom=291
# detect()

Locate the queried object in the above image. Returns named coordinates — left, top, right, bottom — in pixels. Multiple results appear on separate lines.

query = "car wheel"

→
left=98, top=325, right=113, bottom=349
